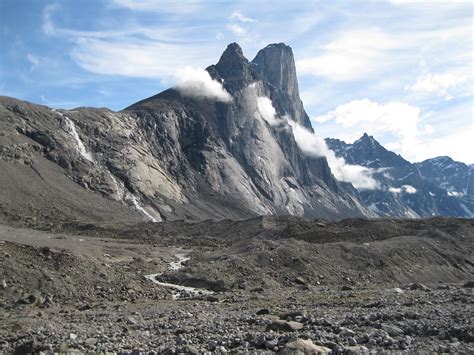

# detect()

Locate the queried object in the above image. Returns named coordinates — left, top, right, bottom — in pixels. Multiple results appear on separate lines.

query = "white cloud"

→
left=42, top=2, right=220, bottom=79
left=296, top=28, right=400, bottom=81
left=256, top=97, right=284, bottom=126
left=227, top=24, right=247, bottom=37
left=411, top=125, right=474, bottom=164
left=288, top=121, right=380, bottom=190
left=314, top=98, right=421, bottom=150
left=408, top=71, right=469, bottom=99
left=109, top=0, right=202, bottom=13
left=42, top=4, right=57, bottom=35
left=71, top=37, right=216, bottom=78
left=389, top=185, right=417, bottom=194
left=174, top=66, right=232, bottom=102
left=229, top=11, right=256, bottom=23
left=27, top=54, right=39, bottom=71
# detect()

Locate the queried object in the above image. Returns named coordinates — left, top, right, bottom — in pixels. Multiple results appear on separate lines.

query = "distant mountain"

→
left=0, top=42, right=373, bottom=227
left=415, top=156, right=474, bottom=199
left=326, top=134, right=473, bottom=218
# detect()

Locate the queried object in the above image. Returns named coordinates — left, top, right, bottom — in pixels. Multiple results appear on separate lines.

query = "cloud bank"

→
left=296, top=28, right=399, bottom=81
left=314, top=98, right=421, bottom=151
left=174, top=67, right=232, bottom=102
left=408, top=71, right=469, bottom=99
left=289, top=122, right=380, bottom=190
left=254, top=95, right=379, bottom=190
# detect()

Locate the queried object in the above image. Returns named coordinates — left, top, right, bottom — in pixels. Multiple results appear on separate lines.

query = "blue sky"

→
left=1, top=0, right=472, bottom=163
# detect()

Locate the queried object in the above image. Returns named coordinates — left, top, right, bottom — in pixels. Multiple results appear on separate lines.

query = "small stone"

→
left=280, top=311, right=304, bottom=321
left=381, top=324, right=404, bottom=337
left=462, top=281, right=474, bottom=288
left=126, top=316, right=138, bottom=325
left=205, top=295, right=219, bottom=302
left=85, top=338, right=97, bottom=347
left=1, top=279, right=6, bottom=289
left=266, top=320, right=304, bottom=332
left=341, top=285, right=353, bottom=291
left=265, top=340, right=278, bottom=349
left=339, top=327, right=356, bottom=337
left=344, top=345, right=369, bottom=354
left=69, top=333, right=77, bottom=340
left=409, top=283, right=431, bottom=291
left=278, top=339, right=331, bottom=354
left=256, top=308, right=270, bottom=315
left=294, top=277, right=306, bottom=285
left=77, top=304, right=91, bottom=311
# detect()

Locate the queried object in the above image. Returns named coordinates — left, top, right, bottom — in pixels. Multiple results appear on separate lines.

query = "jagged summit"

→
left=354, top=133, right=376, bottom=144
left=207, top=42, right=256, bottom=93
left=252, top=43, right=299, bottom=101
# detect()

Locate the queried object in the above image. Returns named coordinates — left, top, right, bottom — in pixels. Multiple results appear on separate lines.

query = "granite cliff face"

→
left=326, top=134, right=473, bottom=218
left=0, top=43, right=373, bottom=226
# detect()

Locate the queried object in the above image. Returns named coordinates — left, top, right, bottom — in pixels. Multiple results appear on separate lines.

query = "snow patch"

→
left=389, top=185, right=417, bottom=194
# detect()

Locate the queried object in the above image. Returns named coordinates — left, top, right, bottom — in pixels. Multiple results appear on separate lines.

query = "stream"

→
left=145, top=253, right=214, bottom=299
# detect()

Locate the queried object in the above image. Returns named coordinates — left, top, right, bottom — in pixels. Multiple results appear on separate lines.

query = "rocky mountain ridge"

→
left=326, top=134, right=473, bottom=218
left=0, top=43, right=373, bottom=226
left=0, top=42, right=470, bottom=225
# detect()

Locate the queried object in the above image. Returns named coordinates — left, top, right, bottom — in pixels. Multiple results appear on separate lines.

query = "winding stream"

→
left=145, top=253, right=213, bottom=299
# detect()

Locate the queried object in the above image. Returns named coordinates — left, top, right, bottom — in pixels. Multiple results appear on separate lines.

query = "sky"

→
left=0, top=0, right=473, bottom=163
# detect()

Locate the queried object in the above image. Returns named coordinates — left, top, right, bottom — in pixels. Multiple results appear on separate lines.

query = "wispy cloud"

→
left=407, top=70, right=471, bottom=99
left=296, top=28, right=400, bottom=81
left=42, top=4, right=58, bottom=35
left=227, top=24, right=247, bottom=37
left=229, top=11, right=256, bottom=23
left=108, top=0, right=202, bottom=13
left=71, top=37, right=217, bottom=79
left=26, top=53, right=39, bottom=71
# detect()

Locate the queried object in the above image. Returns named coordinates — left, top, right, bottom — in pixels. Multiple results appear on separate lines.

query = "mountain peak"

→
left=214, top=42, right=248, bottom=71
left=221, top=42, right=245, bottom=60
left=251, top=42, right=298, bottom=97
left=208, top=42, right=256, bottom=93
left=354, top=132, right=377, bottom=145
left=251, top=42, right=313, bottom=130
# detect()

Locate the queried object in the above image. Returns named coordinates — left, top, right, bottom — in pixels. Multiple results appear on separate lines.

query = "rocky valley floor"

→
left=1, top=217, right=473, bottom=353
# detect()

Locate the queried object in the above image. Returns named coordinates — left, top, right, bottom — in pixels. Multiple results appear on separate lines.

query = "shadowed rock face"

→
left=0, top=42, right=374, bottom=226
